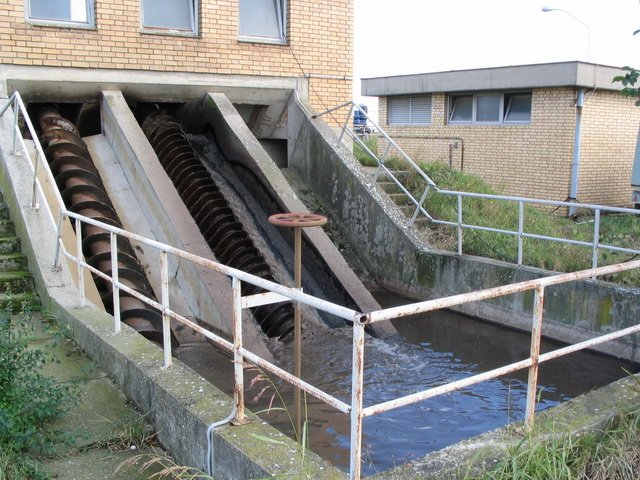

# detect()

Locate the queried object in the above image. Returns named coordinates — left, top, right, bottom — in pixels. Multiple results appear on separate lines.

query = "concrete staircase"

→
left=0, top=193, right=39, bottom=312
left=364, top=166, right=430, bottom=227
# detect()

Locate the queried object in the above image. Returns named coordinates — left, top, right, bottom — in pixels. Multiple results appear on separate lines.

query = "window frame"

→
left=238, top=0, right=287, bottom=45
left=140, top=0, right=199, bottom=37
left=448, top=91, right=532, bottom=125
left=388, top=94, right=432, bottom=126
left=25, top=0, right=95, bottom=29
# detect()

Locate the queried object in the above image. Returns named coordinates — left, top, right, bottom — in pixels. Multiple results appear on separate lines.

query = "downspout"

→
left=568, top=88, right=585, bottom=217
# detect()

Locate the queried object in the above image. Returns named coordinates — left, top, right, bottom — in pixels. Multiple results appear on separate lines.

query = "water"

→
left=177, top=291, right=637, bottom=476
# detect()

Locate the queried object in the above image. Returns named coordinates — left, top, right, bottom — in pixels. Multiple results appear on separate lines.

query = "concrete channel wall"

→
left=287, top=96, right=640, bottom=363
left=0, top=100, right=345, bottom=479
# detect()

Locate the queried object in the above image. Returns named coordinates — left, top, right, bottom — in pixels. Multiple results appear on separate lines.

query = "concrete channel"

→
left=1, top=88, right=640, bottom=478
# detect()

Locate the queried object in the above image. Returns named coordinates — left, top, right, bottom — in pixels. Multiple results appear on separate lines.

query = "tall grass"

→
left=467, top=405, right=640, bottom=480
left=406, top=161, right=640, bottom=285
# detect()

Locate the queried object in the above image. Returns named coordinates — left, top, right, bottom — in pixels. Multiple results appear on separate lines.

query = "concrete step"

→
left=0, top=236, right=21, bottom=254
left=0, top=218, right=15, bottom=236
left=0, top=291, right=39, bottom=313
left=0, top=270, right=34, bottom=295
left=0, top=252, right=28, bottom=271
left=0, top=202, right=9, bottom=220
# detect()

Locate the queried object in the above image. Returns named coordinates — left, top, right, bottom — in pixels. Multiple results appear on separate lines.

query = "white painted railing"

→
left=4, top=92, right=640, bottom=480
left=314, top=101, right=640, bottom=271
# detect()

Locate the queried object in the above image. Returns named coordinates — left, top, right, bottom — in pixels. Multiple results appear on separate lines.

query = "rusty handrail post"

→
left=349, top=316, right=366, bottom=480
left=525, top=285, right=545, bottom=429
left=76, top=219, right=85, bottom=306
left=161, top=251, right=172, bottom=369
left=110, top=231, right=121, bottom=333
left=232, top=277, right=246, bottom=424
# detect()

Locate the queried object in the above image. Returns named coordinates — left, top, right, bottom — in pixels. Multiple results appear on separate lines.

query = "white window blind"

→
left=388, top=95, right=432, bottom=125
left=27, top=0, right=93, bottom=27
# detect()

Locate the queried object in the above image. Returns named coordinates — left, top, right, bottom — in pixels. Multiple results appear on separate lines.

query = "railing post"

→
left=52, top=211, right=64, bottom=271
left=160, top=251, right=172, bottom=369
left=110, top=232, right=121, bottom=333
left=232, top=277, right=245, bottom=423
left=349, top=317, right=365, bottom=480
left=525, top=285, right=545, bottom=428
left=592, top=209, right=600, bottom=270
left=76, top=219, right=85, bottom=306
left=30, top=147, right=41, bottom=210
left=11, top=99, right=19, bottom=155
left=410, top=185, right=431, bottom=225
left=517, top=200, right=524, bottom=265
left=337, top=102, right=355, bottom=147
left=457, top=195, right=463, bottom=256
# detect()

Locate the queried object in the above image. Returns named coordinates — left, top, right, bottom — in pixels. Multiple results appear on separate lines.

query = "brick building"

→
left=363, top=62, right=640, bottom=207
left=0, top=0, right=353, bottom=132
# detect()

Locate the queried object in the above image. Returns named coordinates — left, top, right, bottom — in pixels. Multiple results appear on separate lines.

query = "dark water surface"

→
left=178, top=291, right=637, bottom=476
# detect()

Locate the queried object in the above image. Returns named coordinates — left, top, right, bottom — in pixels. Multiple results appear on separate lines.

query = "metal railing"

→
left=313, top=100, right=640, bottom=271
left=4, top=93, right=640, bottom=480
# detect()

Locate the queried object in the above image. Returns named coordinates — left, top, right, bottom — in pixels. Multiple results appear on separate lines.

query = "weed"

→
left=115, top=447, right=214, bottom=479
left=0, top=307, right=78, bottom=479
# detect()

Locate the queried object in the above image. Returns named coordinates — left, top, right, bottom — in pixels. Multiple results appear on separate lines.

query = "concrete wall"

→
left=288, top=96, right=640, bottom=362
left=377, top=87, right=640, bottom=206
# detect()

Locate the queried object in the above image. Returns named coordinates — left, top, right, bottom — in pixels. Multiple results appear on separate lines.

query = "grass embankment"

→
left=467, top=403, right=640, bottom=480
left=354, top=135, right=640, bottom=285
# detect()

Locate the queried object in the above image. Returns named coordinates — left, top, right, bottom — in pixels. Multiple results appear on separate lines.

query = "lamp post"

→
left=542, top=7, right=591, bottom=217
left=541, top=7, right=590, bottom=62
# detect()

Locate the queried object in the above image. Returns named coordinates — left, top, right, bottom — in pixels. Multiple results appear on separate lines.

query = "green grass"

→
left=467, top=405, right=640, bottom=480
left=376, top=159, right=640, bottom=285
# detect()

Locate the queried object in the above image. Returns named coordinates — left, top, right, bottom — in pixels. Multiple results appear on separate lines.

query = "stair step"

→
left=0, top=218, right=15, bottom=237
left=0, top=236, right=21, bottom=255
left=0, top=291, right=40, bottom=314
left=0, top=253, right=27, bottom=271
left=0, top=271, right=34, bottom=294
left=0, top=202, right=9, bottom=220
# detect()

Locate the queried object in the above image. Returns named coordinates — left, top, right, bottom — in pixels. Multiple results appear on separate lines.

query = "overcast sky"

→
left=353, top=0, right=640, bottom=112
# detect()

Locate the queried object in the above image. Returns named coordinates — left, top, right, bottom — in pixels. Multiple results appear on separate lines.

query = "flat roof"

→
left=361, top=61, right=628, bottom=96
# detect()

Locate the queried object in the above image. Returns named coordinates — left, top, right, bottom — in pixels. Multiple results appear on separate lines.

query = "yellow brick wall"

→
left=0, top=0, right=352, bottom=121
left=378, top=88, right=640, bottom=206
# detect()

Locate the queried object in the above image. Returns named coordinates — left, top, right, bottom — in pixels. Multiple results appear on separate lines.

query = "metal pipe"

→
left=205, top=403, right=238, bottom=477
left=592, top=209, right=600, bottom=269
left=294, top=226, right=302, bottom=440
left=76, top=220, right=85, bottom=306
left=517, top=201, right=524, bottom=265
left=110, top=231, right=121, bottom=333
left=569, top=88, right=585, bottom=217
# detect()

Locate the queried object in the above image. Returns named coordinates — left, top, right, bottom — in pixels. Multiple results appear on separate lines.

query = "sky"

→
left=353, top=0, right=640, bottom=116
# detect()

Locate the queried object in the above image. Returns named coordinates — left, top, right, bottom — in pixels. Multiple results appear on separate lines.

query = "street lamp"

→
left=542, top=7, right=591, bottom=217
left=541, top=7, right=590, bottom=62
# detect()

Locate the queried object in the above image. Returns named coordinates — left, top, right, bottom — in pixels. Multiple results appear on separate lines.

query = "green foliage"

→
left=0, top=309, right=76, bottom=479
left=613, top=66, right=640, bottom=106
left=353, top=135, right=379, bottom=166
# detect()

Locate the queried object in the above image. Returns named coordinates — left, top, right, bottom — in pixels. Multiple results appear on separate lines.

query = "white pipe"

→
left=569, top=88, right=585, bottom=217
left=206, top=403, right=238, bottom=477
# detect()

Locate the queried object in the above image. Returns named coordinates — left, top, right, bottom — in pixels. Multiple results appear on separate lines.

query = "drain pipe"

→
left=206, top=403, right=238, bottom=477
left=568, top=88, right=585, bottom=217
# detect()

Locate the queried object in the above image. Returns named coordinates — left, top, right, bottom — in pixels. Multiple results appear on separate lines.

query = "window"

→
left=449, top=92, right=531, bottom=124
left=141, top=0, right=197, bottom=35
left=239, top=0, right=287, bottom=44
left=388, top=95, right=432, bottom=125
left=26, top=0, right=94, bottom=28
